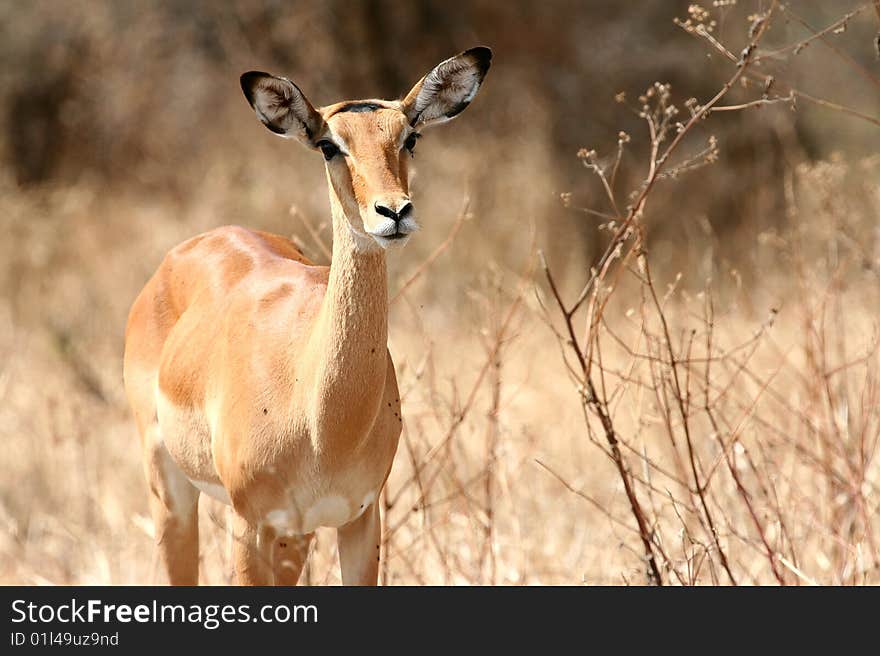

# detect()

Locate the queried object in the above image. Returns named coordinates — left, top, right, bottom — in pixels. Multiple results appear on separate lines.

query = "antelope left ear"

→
left=401, top=46, right=492, bottom=129
left=240, top=71, right=325, bottom=147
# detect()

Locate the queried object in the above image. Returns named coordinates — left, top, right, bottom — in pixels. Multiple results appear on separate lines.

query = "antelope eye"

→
left=316, top=140, right=340, bottom=161
left=404, top=132, right=420, bottom=154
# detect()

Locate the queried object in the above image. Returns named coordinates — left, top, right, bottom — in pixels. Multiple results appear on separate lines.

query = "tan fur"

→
left=123, top=48, right=490, bottom=586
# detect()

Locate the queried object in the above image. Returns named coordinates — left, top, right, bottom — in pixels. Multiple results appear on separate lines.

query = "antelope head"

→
left=240, top=47, right=492, bottom=250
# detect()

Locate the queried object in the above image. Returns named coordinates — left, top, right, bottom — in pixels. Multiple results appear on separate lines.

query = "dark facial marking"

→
left=404, top=132, right=420, bottom=154
left=336, top=102, right=384, bottom=114
left=317, top=139, right=340, bottom=160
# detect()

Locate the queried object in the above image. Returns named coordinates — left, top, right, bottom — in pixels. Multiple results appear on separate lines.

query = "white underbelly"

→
left=183, top=481, right=377, bottom=533
left=266, top=490, right=377, bottom=535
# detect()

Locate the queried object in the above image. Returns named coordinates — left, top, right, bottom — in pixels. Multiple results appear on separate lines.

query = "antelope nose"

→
left=375, top=201, right=413, bottom=223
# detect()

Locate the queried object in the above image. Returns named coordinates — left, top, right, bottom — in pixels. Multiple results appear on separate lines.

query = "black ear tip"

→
left=240, top=71, right=271, bottom=104
left=464, top=46, right=493, bottom=74
left=470, top=46, right=493, bottom=60
left=466, top=46, right=492, bottom=61
left=240, top=71, right=267, bottom=87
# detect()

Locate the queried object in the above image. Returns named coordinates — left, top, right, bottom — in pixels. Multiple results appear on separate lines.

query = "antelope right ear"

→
left=401, top=47, right=492, bottom=129
left=240, top=72, right=325, bottom=147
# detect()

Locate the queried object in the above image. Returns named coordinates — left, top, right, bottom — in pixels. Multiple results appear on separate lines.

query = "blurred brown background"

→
left=3, top=1, right=878, bottom=259
left=1, top=1, right=878, bottom=584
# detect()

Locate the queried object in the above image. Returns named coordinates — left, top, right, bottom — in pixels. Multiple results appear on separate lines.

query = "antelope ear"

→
left=240, top=72, right=325, bottom=146
left=401, top=47, right=492, bottom=129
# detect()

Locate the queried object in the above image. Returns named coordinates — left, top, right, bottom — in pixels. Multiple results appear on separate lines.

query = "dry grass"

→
left=1, top=1, right=879, bottom=585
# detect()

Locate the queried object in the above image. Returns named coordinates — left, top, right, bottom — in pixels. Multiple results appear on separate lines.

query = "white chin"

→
left=371, top=234, right=411, bottom=250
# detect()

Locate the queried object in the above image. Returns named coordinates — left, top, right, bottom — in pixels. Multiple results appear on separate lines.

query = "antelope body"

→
left=123, top=47, right=491, bottom=585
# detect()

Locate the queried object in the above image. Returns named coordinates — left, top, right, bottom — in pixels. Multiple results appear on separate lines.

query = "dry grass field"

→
left=1, top=0, right=879, bottom=585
